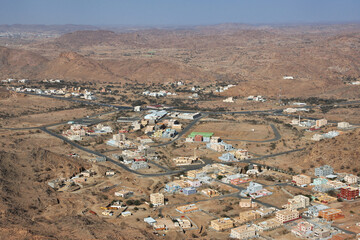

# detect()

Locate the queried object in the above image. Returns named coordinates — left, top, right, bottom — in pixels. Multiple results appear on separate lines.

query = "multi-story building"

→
left=283, top=195, right=310, bottom=210
left=230, top=225, right=257, bottom=239
left=318, top=208, right=344, bottom=221
left=306, top=204, right=330, bottom=217
left=234, top=210, right=260, bottom=224
left=201, top=188, right=220, bottom=197
left=339, top=186, right=359, bottom=201
left=292, top=174, right=312, bottom=186
left=254, top=218, right=282, bottom=232
left=276, top=210, right=300, bottom=223
left=315, top=119, right=328, bottom=128
left=291, top=221, right=314, bottom=238
left=337, top=122, right=350, bottom=129
left=344, top=174, right=358, bottom=184
left=315, top=165, right=333, bottom=177
left=150, top=193, right=164, bottom=206
left=210, top=218, right=234, bottom=231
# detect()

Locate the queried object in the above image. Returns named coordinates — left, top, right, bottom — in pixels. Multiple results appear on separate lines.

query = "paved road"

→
left=149, top=114, right=206, bottom=148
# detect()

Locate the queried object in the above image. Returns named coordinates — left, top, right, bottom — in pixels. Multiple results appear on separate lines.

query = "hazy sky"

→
left=1, top=0, right=359, bottom=26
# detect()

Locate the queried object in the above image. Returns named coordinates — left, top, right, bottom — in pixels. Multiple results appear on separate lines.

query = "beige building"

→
left=173, top=156, right=196, bottom=166
left=276, top=209, right=299, bottom=223
left=337, top=122, right=350, bottom=129
left=234, top=210, right=260, bottom=224
left=255, top=218, right=282, bottom=232
left=315, top=119, right=327, bottom=128
left=239, top=198, right=257, bottom=208
left=283, top=195, right=310, bottom=210
left=344, top=174, right=358, bottom=184
left=150, top=193, right=164, bottom=206
left=230, top=225, right=257, bottom=239
left=176, top=204, right=199, bottom=213
left=292, top=174, right=312, bottom=186
left=210, top=218, right=234, bottom=231
left=201, top=188, right=220, bottom=197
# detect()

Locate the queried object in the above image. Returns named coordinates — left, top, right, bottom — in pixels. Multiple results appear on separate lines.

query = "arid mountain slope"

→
left=0, top=147, right=156, bottom=240
left=0, top=46, right=48, bottom=77
left=303, top=129, right=360, bottom=172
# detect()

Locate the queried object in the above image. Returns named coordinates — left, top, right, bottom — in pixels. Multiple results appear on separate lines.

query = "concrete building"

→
left=292, top=174, right=312, bottom=186
left=337, top=122, right=350, bottom=129
left=283, top=195, right=310, bottom=210
left=315, top=119, right=328, bottom=128
left=219, top=152, right=237, bottom=162
left=255, top=207, right=277, bottom=218
left=246, top=182, right=263, bottom=194
left=306, top=204, right=330, bottom=217
left=176, top=204, right=199, bottom=213
left=210, top=218, right=234, bottom=231
left=318, top=208, right=344, bottom=221
left=130, top=161, right=149, bottom=170
left=254, top=218, right=282, bottom=232
left=344, top=174, right=358, bottom=184
left=114, top=190, right=133, bottom=198
left=165, top=182, right=183, bottom=193
left=239, top=198, right=257, bottom=208
left=315, top=165, right=334, bottom=177
left=150, top=193, right=164, bottom=206
left=182, top=187, right=197, bottom=195
left=173, top=156, right=197, bottom=166
left=230, top=225, right=257, bottom=239
left=313, top=184, right=334, bottom=193
left=201, top=188, right=220, bottom=197
left=339, top=186, right=359, bottom=201
left=276, top=210, right=300, bottom=223
left=291, top=221, right=314, bottom=238
left=234, top=210, right=260, bottom=224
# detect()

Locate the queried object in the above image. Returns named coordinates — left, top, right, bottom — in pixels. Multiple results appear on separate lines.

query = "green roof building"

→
left=188, top=132, right=214, bottom=138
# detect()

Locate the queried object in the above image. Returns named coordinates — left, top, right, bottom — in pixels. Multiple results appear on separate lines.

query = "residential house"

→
left=318, top=208, right=344, bottom=221
left=306, top=204, right=330, bottom=217
left=219, top=152, right=237, bottom=162
left=315, top=165, right=334, bottom=177
left=275, top=209, right=300, bottom=223
left=130, top=161, right=149, bottom=170
left=313, top=184, right=334, bottom=193
left=344, top=174, right=358, bottom=184
left=255, top=207, right=277, bottom=218
left=337, top=122, right=350, bottom=129
left=201, top=188, right=220, bottom=197
left=234, top=210, right=260, bottom=224
left=292, top=174, right=312, bottom=186
left=230, top=225, right=257, bottom=239
left=246, top=182, right=263, bottom=194
left=254, top=218, right=282, bottom=232
left=173, top=156, right=198, bottom=166
left=339, top=186, right=359, bottom=201
left=182, top=187, right=197, bottom=195
left=210, top=218, right=234, bottom=231
left=176, top=204, right=199, bottom=213
left=283, top=195, right=310, bottom=210
left=114, top=190, right=133, bottom=198
left=239, top=198, right=257, bottom=208
left=316, top=119, right=328, bottom=128
left=291, top=221, right=314, bottom=238
left=150, top=193, right=164, bottom=206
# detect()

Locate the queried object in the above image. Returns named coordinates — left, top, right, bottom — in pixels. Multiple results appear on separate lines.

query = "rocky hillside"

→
left=303, top=128, right=360, bottom=173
